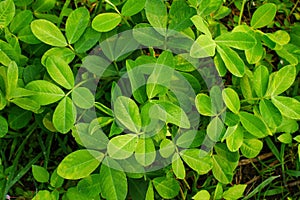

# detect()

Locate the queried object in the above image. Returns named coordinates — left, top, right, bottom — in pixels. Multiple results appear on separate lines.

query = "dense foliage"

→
left=0, top=0, right=300, bottom=199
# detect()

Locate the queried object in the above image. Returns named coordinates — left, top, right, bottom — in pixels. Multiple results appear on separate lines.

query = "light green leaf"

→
left=267, top=65, right=296, bottom=96
left=135, top=138, right=156, bottom=166
left=146, top=182, right=154, bottom=200
left=240, top=138, right=263, bottom=158
left=207, top=117, right=224, bottom=142
left=239, top=111, right=269, bottom=138
left=180, top=149, right=212, bottom=175
left=190, top=34, right=216, bottom=58
left=11, top=97, right=40, bottom=113
left=74, top=27, right=101, bottom=53
left=259, top=99, right=282, bottom=128
left=245, top=36, right=264, bottom=64
left=195, top=93, right=217, bottom=116
left=41, top=47, right=75, bottom=66
left=57, top=149, right=104, bottom=179
left=222, top=88, right=240, bottom=114
left=32, top=190, right=55, bottom=200
left=253, top=65, right=269, bottom=97
left=121, top=0, right=146, bottom=16
left=32, top=0, right=56, bottom=12
left=50, top=169, right=64, bottom=188
left=100, top=158, right=127, bottom=200
left=66, top=7, right=90, bottom=44
left=0, top=115, right=8, bottom=138
left=226, top=125, right=244, bottom=152
left=53, top=97, right=77, bottom=134
left=278, top=133, right=292, bottom=144
left=250, top=3, right=277, bottom=29
left=193, top=190, right=210, bottom=200
left=31, top=19, right=67, bottom=47
left=215, top=32, right=256, bottom=50
left=223, top=184, right=247, bottom=200
left=175, top=130, right=203, bottom=148
left=216, top=45, right=245, bottom=77
left=72, top=87, right=94, bottom=109
left=190, top=15, right=211, bottom=36
left=25, top=80, right=65, bottom=105
left=159, top=139, right=175, bottom=158
left=107, top=134, right=138, bottom=159
left=45, top=56, right=75, bottom=90
left=151, top=101, right=190, bottom=129
left=92, top=13, right=121, bottom=32
left=133, top=23, right=165, bottom=47
left=145, top=0, right=167, bottom=33
left=265, top=30, right=290, bottom=46
left=172, top=153, right=185, bottom=179
left=0, top=0, right=15, bottom=27
left=272, top=96, right=300, bottom=120
left=114, top=96, right=141, bottom=133
left=6, top=61, right=18, bottom=99
left=153, top=177, right=180, bottom=199
left=32, top=165, right=49, bottom=183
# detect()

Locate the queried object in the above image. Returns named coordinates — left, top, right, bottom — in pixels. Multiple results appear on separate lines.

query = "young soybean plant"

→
left=0, top=0, right=299, bottom=199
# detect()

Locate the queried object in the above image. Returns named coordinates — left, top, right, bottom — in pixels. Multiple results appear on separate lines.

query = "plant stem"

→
left=238, top=0, right=247, bottom=25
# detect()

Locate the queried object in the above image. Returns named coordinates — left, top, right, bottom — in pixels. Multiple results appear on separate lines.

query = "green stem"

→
left=238, top=0, right=247, bottom=25
left=65, top=78, right=95, bottom=97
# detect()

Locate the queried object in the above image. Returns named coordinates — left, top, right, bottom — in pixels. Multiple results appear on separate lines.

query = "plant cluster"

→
left=0, top=0, right=299, bottom=199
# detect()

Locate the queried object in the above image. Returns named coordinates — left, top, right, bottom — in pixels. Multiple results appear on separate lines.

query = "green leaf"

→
left=271, top=96, right=300, bottom=120
left=57, top=149, right=104, bottom=179
left=92, top=13, right=121, bottom=32
left=198, top=0, right=222, bottom=17
left=50, top=169, right=64, bottom=188
left=223, top=184, right=247, bottom=200
left=190, top=35, right=216, bottom=58
left=214, top=52, right=227, bottom=77
left=168, top=0, right=196, bottom=32
left=159, top=139, right=176, bottom=158
left=66, top=7, right=90, bottom=44
left=9, top=10, right=33, bottom=34
left=172, top=153, right=185, bottom=179
left=240, top=138, right=263, bottom=158
left=146, top=182, right=154, bottom=200
left=212, top=155, right=234, bottom=184
left=239, top=111, right=269, bottom=138
left=226, top=125, right=244, bottom=152
left=6, top=61, right=18, bottom=99
left=153, top=177, right=180, bottom=199
left=207, top=117, right=224, bottom=142
left=18, top=25, right=42, bottom=44
left=31, top=19, right=67, bottom=47
left=114, top=96, right=141, bottom=133
left=77, top=174, right=102, bottom=198
left=45, top=56, right=75, bottom=90
left=72, top=87, right=94, bottom=109
left=253, top=65, right=269, bottom=97
left=0, top=115, right=8, bottom=138
left=216, top=45, right=245, bottom=77
left=0, top=0, right=15, bottom=27
left=215, top=32, right=256, bottom=50
left=267, top=65, right=296, bottom=96
left=107, top=134, right=138, bottom=159
left=259, top=99, right=282, bottom=128
left=175, top=130, right=203, bottom=148
left=32, top=165, right=49, bottom=183
left=222, top=88, right=240, bottom=114
left=278, top=133, right=292, bottom=144
left=180, top=149, right=212, bottom=174
left=135, top=138, right=156, bottom=166
left=145, top=0, right=167, bottom=33
left=195, top=93, right=217, bottom=116
left=250, top=3, right=277, bottom=29
left=245, top=36, right=264, bottom=64
left=41, top=47, right=75, bottom=66
left=53, top=97, right=77, bottom=134
left=25, top=80, right=65, bottom=105
left=193, top=190, right=210, bottom=200
left=74, top=27, right=101, bottom=53
left=32, top=0, right=56, bottom=12
left=100, top=158, right=127, bottom=200
left=121, top=0, right=146, bottom=16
